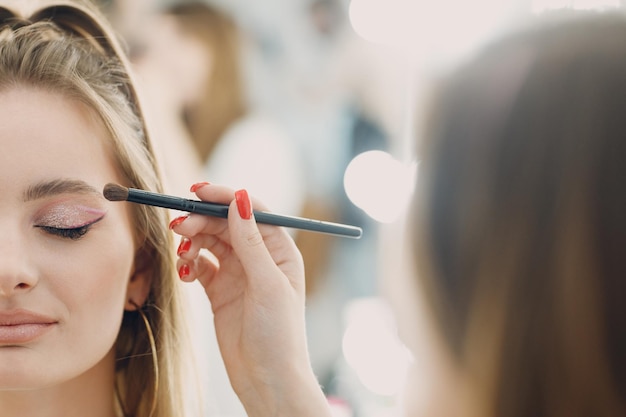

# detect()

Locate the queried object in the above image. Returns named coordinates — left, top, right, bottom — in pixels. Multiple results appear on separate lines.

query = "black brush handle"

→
left=126, top=188, right=362, bottom=238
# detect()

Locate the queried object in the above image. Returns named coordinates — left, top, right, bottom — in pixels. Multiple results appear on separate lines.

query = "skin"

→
left=136, top=14, right=211, bottom=110
left=0, top=86, right=150, bottom=417
left=172, top=185, right=332, bottom=417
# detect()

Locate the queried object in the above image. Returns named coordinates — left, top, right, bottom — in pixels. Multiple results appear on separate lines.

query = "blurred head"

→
left=162, top=1, right=247, bottom=162
left=412, top=10, right=626, bottom=417
left=0, top=1, right=188, bottom=416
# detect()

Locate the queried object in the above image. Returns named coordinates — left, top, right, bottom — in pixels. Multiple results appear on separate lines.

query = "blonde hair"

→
left=413, top=11, right=626, bottom=417
left=0, top=1, right=191, bottom=416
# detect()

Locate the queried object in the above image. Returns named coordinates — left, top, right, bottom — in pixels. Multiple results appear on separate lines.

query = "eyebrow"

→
left=23, top=179, right=102, bottom=202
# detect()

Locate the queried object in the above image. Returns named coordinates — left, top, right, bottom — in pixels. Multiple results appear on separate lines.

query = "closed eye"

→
left=35, top=217, right=104, bottom=241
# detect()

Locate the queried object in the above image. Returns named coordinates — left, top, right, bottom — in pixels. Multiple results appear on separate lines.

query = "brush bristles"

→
left=103, top=183, right=130, bottom=202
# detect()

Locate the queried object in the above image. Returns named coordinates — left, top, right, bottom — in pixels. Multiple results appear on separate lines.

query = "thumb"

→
left=229, top=189, right=279, bottom=281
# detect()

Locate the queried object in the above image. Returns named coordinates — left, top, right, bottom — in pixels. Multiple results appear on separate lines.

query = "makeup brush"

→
left=103, top=183, right=362, bottom=238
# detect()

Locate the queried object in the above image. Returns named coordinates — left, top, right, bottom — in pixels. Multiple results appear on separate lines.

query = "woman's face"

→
left=0, top=86, right=149, bottom=389
left=139, top=14, right=211, bottom=106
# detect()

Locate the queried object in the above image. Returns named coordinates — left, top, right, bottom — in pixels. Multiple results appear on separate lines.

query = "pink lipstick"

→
left=0, top=310, right=57, bottom=345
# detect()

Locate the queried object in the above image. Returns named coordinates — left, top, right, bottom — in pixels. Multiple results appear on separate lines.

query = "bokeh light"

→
left=348, top=0, right=519, bottom=65
left=341, top=298, right=413, bottom=397
left=343, top=150, right=416, bottom=223
left=532, top=0, right=620, bottom=13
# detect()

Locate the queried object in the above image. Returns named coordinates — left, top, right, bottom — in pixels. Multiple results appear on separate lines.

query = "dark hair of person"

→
left=413, top=10, right=626, bottom=417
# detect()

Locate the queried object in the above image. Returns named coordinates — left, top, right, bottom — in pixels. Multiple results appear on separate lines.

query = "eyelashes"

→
left=35, top=216, right=104, bottom=241
left=37, top=225, right=91, bottom=240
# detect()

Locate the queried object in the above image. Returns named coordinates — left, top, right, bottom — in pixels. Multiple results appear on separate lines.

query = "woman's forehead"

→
left=0, top=87, right=120, bottom=189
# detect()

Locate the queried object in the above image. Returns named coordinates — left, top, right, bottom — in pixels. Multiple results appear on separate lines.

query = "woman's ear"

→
left=124, top=247, right=154, bottom=311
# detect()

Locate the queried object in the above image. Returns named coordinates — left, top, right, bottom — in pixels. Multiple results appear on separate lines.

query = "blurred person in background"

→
left=402, top=9, right=626, bottom=417
left=134, top=1, right=305, bottom=214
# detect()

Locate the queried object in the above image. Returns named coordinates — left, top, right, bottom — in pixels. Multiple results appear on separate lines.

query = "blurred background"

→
left=92, top=0, right=624, bottom=415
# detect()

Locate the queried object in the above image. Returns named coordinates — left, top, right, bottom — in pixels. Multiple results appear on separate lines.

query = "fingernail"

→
left=235, top=189, right=252, bottom=220
left=178, top=264, right=190, bottom=279
left=190, top=182, right=210, bottom=192
left=177, top=237, right=191, bottom=256
left=169, top=215, right=188, bottom=229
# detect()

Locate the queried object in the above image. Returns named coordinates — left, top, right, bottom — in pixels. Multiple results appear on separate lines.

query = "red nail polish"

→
left=190, top=182, right=210, bottom=192
left=169, top=215, right=188, bottom=229
left=177, top=237, right=191, bottom=256
left=235, top=189, right=252, bottom=220
left=178, top=264, right=190, bottom=279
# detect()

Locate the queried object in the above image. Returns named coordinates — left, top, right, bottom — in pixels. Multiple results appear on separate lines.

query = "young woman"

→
left=0, top=1, right=328, bottom=416
left=0, top=1, right=191, bottom=416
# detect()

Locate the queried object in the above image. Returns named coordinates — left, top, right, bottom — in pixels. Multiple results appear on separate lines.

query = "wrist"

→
left=238, top=364, right=332, bottom=417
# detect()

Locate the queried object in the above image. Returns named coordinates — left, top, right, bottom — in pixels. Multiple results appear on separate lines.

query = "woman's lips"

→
left=0, top=310, right=57, bottom=345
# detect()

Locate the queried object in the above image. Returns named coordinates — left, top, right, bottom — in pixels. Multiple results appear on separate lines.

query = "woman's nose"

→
left=0, top=231, right=39, bottom=298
